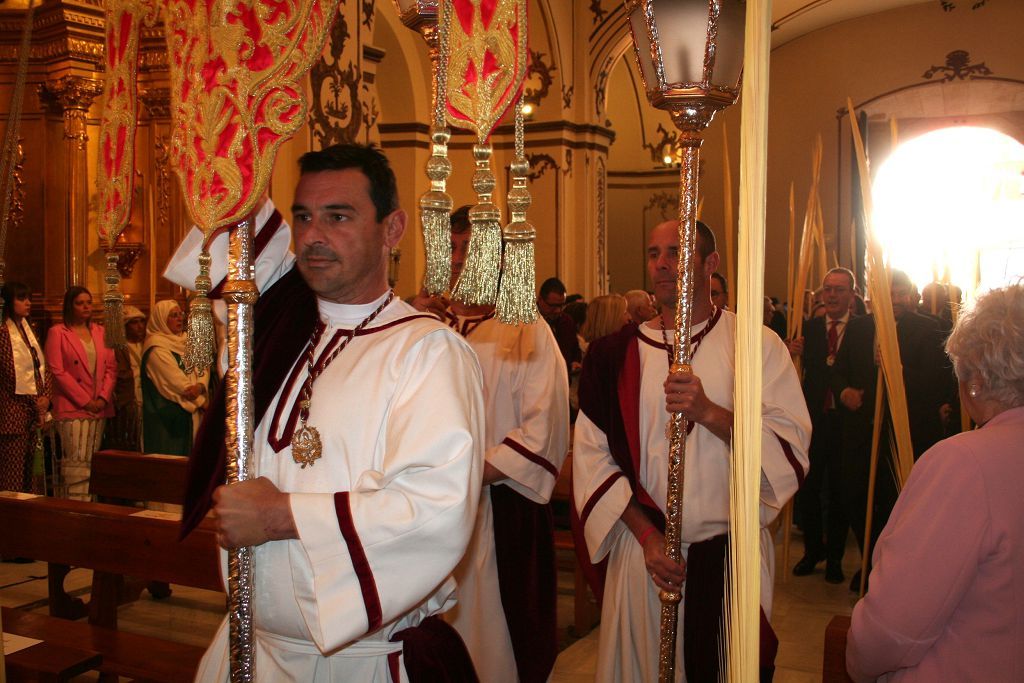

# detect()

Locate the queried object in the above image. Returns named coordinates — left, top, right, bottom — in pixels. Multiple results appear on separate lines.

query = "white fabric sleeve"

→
left=572, top=412, right=632, bottom=564
left=145, top=348, right=203, bottom=413
left=488, top=322, right=570, bottom=503
left=758, top=328, right=812, bottom=525
left=162, top=198, right=295, bottom=317
left=288, top=330, right=485, bottom=652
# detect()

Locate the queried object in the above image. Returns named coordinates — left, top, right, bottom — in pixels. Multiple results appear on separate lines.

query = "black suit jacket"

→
left=830, top=312, right=954, bottom=457
left=801, top=315, right=855, bottom=422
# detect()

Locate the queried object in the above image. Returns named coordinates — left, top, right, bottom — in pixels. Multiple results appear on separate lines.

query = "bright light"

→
left=872, top=126, right=1024, bottom=299
left=521, top=102, right=534, bottom=116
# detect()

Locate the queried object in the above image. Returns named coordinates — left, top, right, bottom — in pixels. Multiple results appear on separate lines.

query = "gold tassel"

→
left=420, top=126, right=453, bottom=295
left=419, top=0, right=453, bottom=295
left=497, top=100, right=537, bottom=324
left=184, top=248, right=215, bottom=372
left=102, top=251, right=126, bottom=348
left=453, top=142, right=502, bottom=306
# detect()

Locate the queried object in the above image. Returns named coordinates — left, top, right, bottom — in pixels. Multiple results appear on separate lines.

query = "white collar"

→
left=317, top=290, right=392, bottom=327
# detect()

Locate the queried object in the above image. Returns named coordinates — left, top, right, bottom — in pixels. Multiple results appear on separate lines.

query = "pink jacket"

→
left=847, top=406, right=1024, bottom=682
left=45, top=323, right=116, bottom=420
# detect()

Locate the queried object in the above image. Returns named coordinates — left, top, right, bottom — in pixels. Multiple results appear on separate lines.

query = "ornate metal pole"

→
left=624, top=2, right=745, bottom=680
left=222, top=218, right=258, bottom=682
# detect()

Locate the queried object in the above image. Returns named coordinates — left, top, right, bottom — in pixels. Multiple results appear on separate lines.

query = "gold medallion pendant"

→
left=291, top=423, right=322, bottom=468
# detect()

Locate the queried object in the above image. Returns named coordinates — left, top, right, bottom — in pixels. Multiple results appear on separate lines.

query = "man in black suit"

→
left=790, top=267, right=856, bottom=583
left=831, top=270, right=955, bottom=589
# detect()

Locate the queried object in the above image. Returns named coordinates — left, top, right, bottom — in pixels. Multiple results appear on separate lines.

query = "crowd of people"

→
left=1, top=142, right=1020, bottom=681
left=0, top=284, right=210, bottom=501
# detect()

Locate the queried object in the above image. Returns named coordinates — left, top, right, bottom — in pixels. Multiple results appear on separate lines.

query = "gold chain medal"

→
left=289, top=292, right=395, bottom=468
left=291, top=399, right=323, bottom=468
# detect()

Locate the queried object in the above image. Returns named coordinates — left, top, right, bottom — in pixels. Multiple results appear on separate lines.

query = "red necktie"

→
left=824, top=320, right=839, bottom=410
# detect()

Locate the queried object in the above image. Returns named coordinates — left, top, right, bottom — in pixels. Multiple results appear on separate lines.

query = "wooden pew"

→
left=3, top=607, right=204, bottom=683
left=0, top=493, right=221, bottom=629
left=89, top=449, right=188, bottom=505
left=823, top=615, right=855, bottom=683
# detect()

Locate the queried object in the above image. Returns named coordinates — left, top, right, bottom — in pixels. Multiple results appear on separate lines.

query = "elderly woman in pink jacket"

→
left=847, top=283, right=1024, bottom=682
left=44, top=286, right=116, bottom=499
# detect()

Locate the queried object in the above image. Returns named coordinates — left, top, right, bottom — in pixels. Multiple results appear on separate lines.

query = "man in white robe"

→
left=414, top=208, right=569, bottom=682
left=572, top=220, right=810, bottom=682
left=166, top=144, right=486, bottom=682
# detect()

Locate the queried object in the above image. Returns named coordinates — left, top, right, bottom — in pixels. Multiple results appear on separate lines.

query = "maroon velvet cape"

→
left=573, top=322, right=779, bottom=681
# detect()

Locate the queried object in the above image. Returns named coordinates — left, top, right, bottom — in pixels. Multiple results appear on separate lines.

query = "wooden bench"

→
left=89, top=449, right=188, bottom=505
left=0, top=493, right=221, bottom=629
left=3, top=606, right=204, bottom=683
left=823, top=615, right=855, bottom=683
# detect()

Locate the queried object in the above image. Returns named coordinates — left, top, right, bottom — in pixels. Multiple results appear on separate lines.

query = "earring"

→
left=969, top=385, right=980, bottom=398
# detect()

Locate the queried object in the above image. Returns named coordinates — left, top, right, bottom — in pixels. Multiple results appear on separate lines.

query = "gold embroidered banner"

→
left=445, top=0, right=528, bottom=140
left=163, top=0, right=342, bottom=231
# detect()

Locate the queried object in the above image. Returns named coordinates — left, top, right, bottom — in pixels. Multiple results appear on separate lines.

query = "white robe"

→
left=167, top=219, right=487, bottom=681
left=572, top=311, right=811, bottom=682
left=443, top=313, right=569, bottom=683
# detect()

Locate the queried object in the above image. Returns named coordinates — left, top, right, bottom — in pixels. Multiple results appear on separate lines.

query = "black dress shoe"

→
left=825, top=562, right=845, bottom=584
left=792, top=554, right=824, bottom=576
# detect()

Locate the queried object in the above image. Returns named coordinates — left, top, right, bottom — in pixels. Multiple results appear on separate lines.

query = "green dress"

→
left=141, top=347, right=193, bottom=455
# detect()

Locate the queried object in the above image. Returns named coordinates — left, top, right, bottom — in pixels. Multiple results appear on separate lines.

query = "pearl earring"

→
left=969, top=385, right=980, bottom=398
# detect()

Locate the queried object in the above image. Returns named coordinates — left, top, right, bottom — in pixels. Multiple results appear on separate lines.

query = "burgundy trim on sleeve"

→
left=333, top=491, right=383, bottom=633
left=388, top=651, right=401, bottom=683
left=501, top=437, right=559, bottom=478
left=579, top=471, right=623, bottom=529
left=774, top=432, right=805, bottom=489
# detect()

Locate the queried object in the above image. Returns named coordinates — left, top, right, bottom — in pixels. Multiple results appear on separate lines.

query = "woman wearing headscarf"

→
left=141, top=300, right=208, bottom=455
left=103, top=305, right=146, bottom=451
left=0, top=281, right=51, bottom=493
left=45, top=286, right=116, bottom=499
left=846, top=283, right=1024, bottom=681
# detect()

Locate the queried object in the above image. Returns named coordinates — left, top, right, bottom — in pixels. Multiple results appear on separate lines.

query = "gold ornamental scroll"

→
left=95, top=0, right=155, bottom=348
left=445, top=0, right=529, bottom=306
left=162, top=0, right=341, bottom=679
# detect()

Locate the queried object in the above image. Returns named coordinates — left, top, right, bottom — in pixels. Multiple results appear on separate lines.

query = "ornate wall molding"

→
left=642, top=122, right=678, bottom=165
left=644, top=190, right=679, bottom=220
left=922, top=50, right=992, bottom=81
left=524, top=49, right=555, bottom=107
left=39, top=75, right=102, bottom=148
left=590, top=0, right=607, bottom=24
left=140, top=87, right=171, bottom=119
left=309, top=9, right=366, bottom=147
left=561, top=84, right=573, bottom=110
left=527, top=152, right=558, bottom=181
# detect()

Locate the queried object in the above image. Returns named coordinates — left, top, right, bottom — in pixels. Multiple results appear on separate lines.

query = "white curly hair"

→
left=945, top=283, right=1024, bottom=408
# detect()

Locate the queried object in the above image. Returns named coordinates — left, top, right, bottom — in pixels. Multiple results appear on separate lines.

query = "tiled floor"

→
left=1, top=531, right=859, bottom=681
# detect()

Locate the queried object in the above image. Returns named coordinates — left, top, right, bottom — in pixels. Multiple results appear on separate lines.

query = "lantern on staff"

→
left=624, top=1, right=745, bottom=681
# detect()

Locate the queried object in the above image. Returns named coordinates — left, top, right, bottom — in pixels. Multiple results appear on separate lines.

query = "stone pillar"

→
left=39, top=75, right=103, bottom=289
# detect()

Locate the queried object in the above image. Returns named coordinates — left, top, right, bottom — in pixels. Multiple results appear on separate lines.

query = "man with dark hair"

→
left=167, top=143, right=485, bottom=681
left=573, top=219, right=810, bottom=681
left=413, top=207, right=569, bottom=683
left=537, top=277, right=581, bottom=372
left=788, top=266, right=857, bottom=583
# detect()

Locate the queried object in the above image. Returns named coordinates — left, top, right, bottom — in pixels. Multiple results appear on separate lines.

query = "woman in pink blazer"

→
left=44, top=286, right=116, bottom=499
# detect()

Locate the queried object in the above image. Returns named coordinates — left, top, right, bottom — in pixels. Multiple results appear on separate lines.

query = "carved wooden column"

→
left=39, top=75, right=102, bottom=288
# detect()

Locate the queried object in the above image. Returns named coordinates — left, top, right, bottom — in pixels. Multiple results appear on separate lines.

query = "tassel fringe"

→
left=184, top=249, right=215, bottom=373
left=453, top=143, right=502, bottom=305
left=497, top=133, right=537, bottom=324
left=420, top=125, right=453, bottom=295
left=102, top=251, right=126, bottom=348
